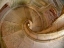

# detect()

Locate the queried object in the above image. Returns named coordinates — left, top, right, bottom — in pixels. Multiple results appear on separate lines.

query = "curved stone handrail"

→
left=23, top=14, right=64, bottom=41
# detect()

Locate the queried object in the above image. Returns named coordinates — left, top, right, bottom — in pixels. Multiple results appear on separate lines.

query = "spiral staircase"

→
left=0, top=0, right=64, bottom=48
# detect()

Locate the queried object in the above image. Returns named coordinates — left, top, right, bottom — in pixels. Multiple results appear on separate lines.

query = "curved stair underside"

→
left=0, top=0, right=64, bottom=48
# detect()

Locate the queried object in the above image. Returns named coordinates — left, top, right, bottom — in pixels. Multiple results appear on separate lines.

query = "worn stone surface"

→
left=0, top=0, right=64, bottom=48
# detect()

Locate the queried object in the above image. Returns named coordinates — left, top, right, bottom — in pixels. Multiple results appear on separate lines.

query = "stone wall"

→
left=0, top=0, right=31, bottom=9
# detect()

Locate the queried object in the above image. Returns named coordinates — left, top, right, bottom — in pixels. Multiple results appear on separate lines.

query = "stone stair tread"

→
left=2, top=30, right=25, bottom=48
left=18, top=35, right=34, bottom=48
left=1, top=20, right=22, bottom=37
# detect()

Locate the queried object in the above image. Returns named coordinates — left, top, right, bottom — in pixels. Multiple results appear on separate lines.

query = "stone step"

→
left=1, top=20, right=22, bottom=37
left=2, top=30, right=25, bottom=48
left=18, top=35, right=34, bottom=48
